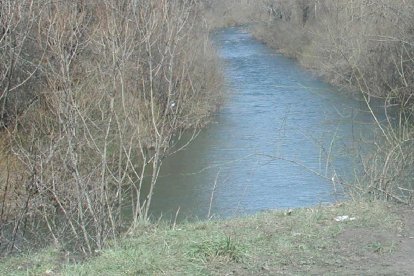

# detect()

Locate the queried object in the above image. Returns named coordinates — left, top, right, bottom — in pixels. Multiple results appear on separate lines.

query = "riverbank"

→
left=1, top=200, right=413, bottom=275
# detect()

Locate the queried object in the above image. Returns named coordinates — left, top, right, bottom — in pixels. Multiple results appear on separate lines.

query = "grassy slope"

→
left=0, top=200, right=406, bottom=275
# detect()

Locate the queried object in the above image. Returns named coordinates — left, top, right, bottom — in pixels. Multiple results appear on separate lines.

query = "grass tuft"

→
left=189, top=235, right=246, bottom=263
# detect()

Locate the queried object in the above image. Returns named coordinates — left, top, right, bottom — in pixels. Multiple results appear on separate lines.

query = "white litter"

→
left=334, top=215, right=356, bottom=222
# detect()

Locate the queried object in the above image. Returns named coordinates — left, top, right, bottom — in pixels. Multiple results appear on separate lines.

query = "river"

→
left=147, top=27, right=382, bottom=221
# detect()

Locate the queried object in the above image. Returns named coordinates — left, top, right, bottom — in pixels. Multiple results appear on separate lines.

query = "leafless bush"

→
left=0, top=0, right=223, bottom=255
left=0, top=0, right=41, bottom=129
left=203, top=0, right=268, bottom=29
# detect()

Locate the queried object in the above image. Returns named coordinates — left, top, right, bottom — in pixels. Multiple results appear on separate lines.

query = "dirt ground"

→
left=334, top=207, right=414, bottom=276
left=267, top=206, right=414, bottom=276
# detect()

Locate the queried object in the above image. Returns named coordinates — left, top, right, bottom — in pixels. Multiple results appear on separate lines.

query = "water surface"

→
left=148, top=27, right=381, bottom=220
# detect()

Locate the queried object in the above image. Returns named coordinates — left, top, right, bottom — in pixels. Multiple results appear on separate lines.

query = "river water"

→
left=147, top=27, right=382, bottom=220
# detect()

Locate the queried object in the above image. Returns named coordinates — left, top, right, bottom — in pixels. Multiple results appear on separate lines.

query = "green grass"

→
left=0, top=200, right=402, bottom=275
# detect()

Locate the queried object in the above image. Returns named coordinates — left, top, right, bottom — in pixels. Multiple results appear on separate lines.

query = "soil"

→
left=295, top=207, right=413, bottom=275
left=351, top=206, right=414, bottom=276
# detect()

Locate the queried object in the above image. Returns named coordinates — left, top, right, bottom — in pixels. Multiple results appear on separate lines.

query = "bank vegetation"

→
left=0, top=0, right=223, bottom=256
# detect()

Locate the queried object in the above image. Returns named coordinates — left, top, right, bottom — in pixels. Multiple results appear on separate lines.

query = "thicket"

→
left=250, top=0, right=414, bottom=203
left=0, top=0, right=223, bottom=255
left=202, top=0, right=268, bottom=28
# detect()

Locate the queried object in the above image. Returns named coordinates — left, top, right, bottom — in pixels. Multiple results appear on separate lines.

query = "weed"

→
left=189, top=235, right=245, bottom=263
left=368, top=241, right=397, bottom=255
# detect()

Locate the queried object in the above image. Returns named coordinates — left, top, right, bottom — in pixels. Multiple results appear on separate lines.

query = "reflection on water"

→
left=147, top=27, right=383, bottom=221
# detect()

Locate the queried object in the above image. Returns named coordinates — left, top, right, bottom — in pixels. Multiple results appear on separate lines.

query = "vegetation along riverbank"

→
left=0, top=0, right=223, bottom=255
left=1, top=0, right=414, bottom=275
